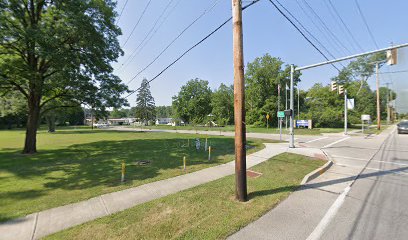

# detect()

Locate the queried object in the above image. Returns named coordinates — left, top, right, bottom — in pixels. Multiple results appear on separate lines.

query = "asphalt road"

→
left=318, top=128, right=408, bottom=240
left=229, top=126, right=408, bottom=240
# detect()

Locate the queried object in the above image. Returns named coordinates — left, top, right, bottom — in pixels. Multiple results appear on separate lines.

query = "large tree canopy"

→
left=211, top=83, right=234, bottom=126
left=0, top=0, right=128, bottom=153
left=245, top=54, right=301, bottom=126
left=172, top=78, right=212, bottom=124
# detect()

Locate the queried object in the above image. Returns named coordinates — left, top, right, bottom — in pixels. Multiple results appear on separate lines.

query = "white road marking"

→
left=321, top=137, right=351, bottom=149
left=335, top=163, right=408, bottom=176
left=306, top=186, right=351, bottom=240
left=305, top=137, right=328, bottom=144
left=332, top=155, right=408, bottom=167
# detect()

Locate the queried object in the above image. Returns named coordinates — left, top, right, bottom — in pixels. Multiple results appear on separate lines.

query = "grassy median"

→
left=47, top=153, right=325, bottom=240
left=0, top=128, right=269, bottom=222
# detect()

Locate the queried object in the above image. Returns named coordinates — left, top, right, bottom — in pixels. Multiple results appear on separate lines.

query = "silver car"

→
left=397, top=121, right=408, bottom=134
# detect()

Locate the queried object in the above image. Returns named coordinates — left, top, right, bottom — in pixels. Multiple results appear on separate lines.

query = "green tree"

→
left=155, top=106, right=173, bottom=118
left=135, top=79, right=155, bottom=124
left=172, top=78, right=212, bottom=124
left=0, top=92, right=27, bottom=129
left=245, top=54, right=301, bottom=126
left=110, top=108, right=129, bottom=118
left=377, top=87, right=397, bottom=120
left=0, top=0, right=128, bottom=153
left=304, top=83, right=344, bottom=128
left=211, top=83, right=234, bottom=125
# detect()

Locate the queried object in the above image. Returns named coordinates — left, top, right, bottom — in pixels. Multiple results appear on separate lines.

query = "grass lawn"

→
left=46, top=153, right=325, bottom=240
left=133, top=124, right=346, bottom=135
left=0, top=128, right=269, bottom=222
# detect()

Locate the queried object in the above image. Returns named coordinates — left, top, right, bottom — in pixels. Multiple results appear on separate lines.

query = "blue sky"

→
left=113, top=0, right=408, bottom=112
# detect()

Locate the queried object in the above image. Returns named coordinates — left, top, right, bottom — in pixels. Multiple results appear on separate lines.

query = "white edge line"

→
left=305, top=137, right=329, bottom=144
left=306, top=186, right=351, bottom=240
left=322, top=137, right=350, bottom=149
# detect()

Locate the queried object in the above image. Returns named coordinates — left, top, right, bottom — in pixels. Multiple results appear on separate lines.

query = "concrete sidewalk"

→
left=0, top=143, right=327, bottom=240
left=228, top=127, right=395, bottom=240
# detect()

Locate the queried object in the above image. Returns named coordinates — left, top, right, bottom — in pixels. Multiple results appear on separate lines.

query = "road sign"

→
left=361, top=115, right=371, bottom=121
left=296, top=120, right=309, bottom=127
left=347, top=99, right=355, bottom=110
left=277, top=111, right=285, bottom=118
left=266, top=114, right=270, bottom=119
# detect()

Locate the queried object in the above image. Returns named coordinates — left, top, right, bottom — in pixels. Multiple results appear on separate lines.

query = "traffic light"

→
left=331, top=81, right=337, bottom=92
left=338, top=85, right=344, bottom=94
left=386, top=48, right=398, bottom=65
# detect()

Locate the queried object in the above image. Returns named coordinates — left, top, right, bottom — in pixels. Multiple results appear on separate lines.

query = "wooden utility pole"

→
left=376, top=62, right=381, bottom=130
left=232, top=0, right=247, bottom=202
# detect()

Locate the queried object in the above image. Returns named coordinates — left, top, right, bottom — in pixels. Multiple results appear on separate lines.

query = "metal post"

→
left=289, top=65, right=295, bottom=148
left=297, top=87, right=300, bottom=120
left=344, top=89, right=348, bottom=135
left=232, top=0, right=247, bottom=202
left=376, top=63, right=381, bottom=130
left=386, top=83, right=390, bottom=125
left=278, top=84, right=280, bottom=128
left=285, top=84, right=288, bottom=130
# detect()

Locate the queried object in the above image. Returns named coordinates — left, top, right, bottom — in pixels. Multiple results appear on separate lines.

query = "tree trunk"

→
left=23, top=94, right=41, bottom=154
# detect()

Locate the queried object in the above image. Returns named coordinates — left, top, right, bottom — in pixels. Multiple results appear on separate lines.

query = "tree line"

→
left=169, top=53, right=396, bottom=128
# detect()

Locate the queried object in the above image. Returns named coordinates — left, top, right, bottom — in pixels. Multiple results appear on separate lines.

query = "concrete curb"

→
left=300, top=150, right=333, bottom=185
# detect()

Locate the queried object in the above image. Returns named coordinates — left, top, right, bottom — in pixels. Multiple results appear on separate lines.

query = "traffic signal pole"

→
left=232, top=0, right=247, bottom=202
left=289, top=65, right=295, bottom=148
left=376, top=62, right=381, bottom=130
left=344, top=89, right=348, bottom=135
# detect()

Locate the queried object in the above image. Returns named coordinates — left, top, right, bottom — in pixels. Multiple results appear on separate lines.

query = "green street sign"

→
left=277, top=111, right=285, bottom=118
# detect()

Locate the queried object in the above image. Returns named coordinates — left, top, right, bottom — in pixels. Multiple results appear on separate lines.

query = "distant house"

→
left=108, top=118, right=138, bottom=125
left=155, top=118, right=172, bottom=125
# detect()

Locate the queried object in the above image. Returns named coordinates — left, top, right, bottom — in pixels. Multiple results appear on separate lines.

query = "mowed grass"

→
left=47, top=153, right=325, bottom=240
left=134, top=124, right=346, bottom=135
left=0, top=128, right=268, bottom=222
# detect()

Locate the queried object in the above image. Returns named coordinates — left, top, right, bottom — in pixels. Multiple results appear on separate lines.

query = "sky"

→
left=112, top=0, right=408, bottom=112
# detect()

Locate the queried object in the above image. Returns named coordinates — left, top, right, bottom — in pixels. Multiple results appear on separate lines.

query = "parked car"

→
left=397, top=121, right=408, bottom=134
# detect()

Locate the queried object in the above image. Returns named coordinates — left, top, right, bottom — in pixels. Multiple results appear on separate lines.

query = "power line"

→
left=125, top=0, right=221, bottom=85
left=327, top=0, right=364, bottom=52
left=300, top=0, right=352, bottom=55
left=268, top=0, right=340, bottom=71
left=354, top=0, right=379, bottom=48
left=122, top=0, right=153, bottom=48
left=116, top=0, right=129, bottom=24
left=119, top=0, right=176, bottom=71
left=293, top=0, right=345, bottom=57
left=379, top=70, right=408, bottom=74
left=124, top=0, right=261, bottom=99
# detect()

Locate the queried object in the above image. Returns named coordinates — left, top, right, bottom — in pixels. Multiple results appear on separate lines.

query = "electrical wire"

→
left=116, top=0, right=129, bottom=24
left=327, top=0, right=364, bottom=52
left=119, top=0, right=176, bottom=71
left=268, top=0, right=340, bottom=71
left=354, top=0, right=379, bottom=48
left=300, top=0, right=352, bottom=55
left=122, top=0, right=153, bottom=48
left=125, top=0, right=221, bottom=85
left=294, top=0, right=345, bottom=57
left=124, top=0, right=261, bottom=99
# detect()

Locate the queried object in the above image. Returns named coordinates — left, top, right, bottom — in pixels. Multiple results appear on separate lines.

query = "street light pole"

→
left=232, top=0, right=247, bottom=202
left=376, top=62, right=381, bottom=130
left=297, top=87, right=300, bottom=120
left=289, top=64, right=295, bottom=148
left=285, top=84, right=288, bottom=130
left=385, top=82, right=390, bottom=125
left=344, top=89, right=348, bottom=135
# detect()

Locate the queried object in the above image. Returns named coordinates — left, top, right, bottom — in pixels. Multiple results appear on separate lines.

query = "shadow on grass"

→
left=0, top=136, right=235, bottom=201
